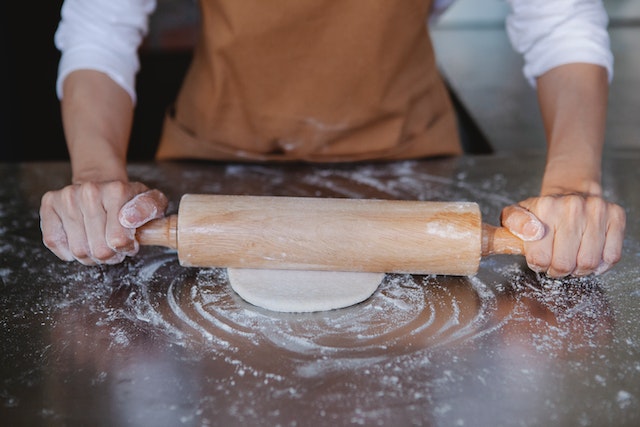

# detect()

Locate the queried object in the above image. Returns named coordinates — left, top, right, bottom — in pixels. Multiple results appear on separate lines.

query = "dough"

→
left=227, top=268, right=385, bottom=313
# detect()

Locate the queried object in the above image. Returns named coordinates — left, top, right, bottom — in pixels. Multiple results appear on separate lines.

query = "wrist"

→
left=541, top=148, right=602, bottom=197
left=540, top=172, right=602, bottom=197
left=70, top=149, right=128, bottom=184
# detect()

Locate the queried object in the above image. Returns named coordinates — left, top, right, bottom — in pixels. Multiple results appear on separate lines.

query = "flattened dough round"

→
left=227, top=268, right=385, bottom=313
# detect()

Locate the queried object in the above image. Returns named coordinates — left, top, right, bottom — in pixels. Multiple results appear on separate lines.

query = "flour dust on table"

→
left=115, top=252, right=523, bottom=376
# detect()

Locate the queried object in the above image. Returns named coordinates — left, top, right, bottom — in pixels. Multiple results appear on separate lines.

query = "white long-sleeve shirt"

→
left=54, top=0, right=613, bottom=103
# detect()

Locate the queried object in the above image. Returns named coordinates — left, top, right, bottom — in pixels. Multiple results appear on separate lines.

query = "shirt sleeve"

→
left=505, top=0, right=613, bottom=87
left=54, top=0, right=157, bottom=103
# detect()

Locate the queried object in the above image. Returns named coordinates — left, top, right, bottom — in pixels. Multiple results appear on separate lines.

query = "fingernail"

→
left=520, top=220, right=545, bottom=241
left=527, top=262, right=545, bottom=273
left=119, top=203, right=138, bottom=228
left=505, top=211, right=545, bottom=242
left=120, top=198, right=157, bottom=229
left=105, top=253, right=127, bottom=265
left=594, top=261, right=610, bottom=276
left=122, top=239, right=140, bottom=257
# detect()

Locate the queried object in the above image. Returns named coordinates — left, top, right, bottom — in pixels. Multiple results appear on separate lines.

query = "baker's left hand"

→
left=500, top=193, right=625, bottom=277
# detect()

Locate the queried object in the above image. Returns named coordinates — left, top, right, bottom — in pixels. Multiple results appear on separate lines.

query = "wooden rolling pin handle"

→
left=135, top=215, right=178, bottom=250
left=481, top=223, right=524, bottom=256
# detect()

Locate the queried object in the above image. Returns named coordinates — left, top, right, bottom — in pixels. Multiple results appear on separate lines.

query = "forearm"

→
left=536, top=63, right=608, bottom=196
left=43, top=69, right=168, bottom=265
left=61, top=69, right=134, bottom=184
left=501, top=62, right=624, bottom=277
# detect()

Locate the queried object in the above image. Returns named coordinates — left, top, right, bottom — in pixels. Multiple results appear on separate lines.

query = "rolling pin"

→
left=136, top=194, right=524, bottom=276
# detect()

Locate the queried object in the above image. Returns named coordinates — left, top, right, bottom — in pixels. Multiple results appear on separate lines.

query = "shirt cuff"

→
left=523, top=42, right=614, bottom=87
left=56, top=46, right=139, bottom=104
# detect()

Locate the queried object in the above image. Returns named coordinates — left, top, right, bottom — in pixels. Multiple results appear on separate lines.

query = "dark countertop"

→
left=1, top=152, right=639, bottom=426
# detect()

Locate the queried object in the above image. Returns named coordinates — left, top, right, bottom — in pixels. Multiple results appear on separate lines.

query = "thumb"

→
left=119, top=189, right=169, bottom=229
left=501, top=205, right=546, bottom=242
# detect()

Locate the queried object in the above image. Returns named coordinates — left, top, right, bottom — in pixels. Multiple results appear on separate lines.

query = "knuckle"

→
left=587, top=198, right=607, bottom=221
left=603, top=248, right=623, bottom=266
left=526, top=251, right=551, bottom=271
left=128, top=181, right=149, bottom=194
left=40, top=191, right=56, bottom=209
left=105, top=253, right=127, bottom=265
left=59, top=187, right=78, bottom=210
left=611, top=204, right=627, bottom=224
left=105, top=180, right=130, bottom=197
left=79, top=182, right=101, bottom=202
left=565, top=195, right=585, bottom=216
left=536, top=197, right=552, bottom=210
left=107, top=234, right=135, bottom=253
left=77, top=257, right=97, bottom=266
left=149, top=189, right=169, bottom=207
left=549, top=258, right=576, bottom=276
left=576, top=253, right=600, bottom=272
left=42, top=234, right=62, bottom=251
left=91, top=244, right=117, bottom=262
left=68, top=244, right=90, bottom=261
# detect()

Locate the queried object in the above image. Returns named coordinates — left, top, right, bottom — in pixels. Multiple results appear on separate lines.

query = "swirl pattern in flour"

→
left=118, top=162, right=613, bottom=377
left=122, top=250, right=520, bottom=376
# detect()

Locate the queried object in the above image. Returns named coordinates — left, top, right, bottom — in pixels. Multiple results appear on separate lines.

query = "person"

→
left=40, top=0, right=626, bottom=278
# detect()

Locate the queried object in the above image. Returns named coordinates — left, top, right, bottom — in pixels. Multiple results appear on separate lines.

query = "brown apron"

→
left=155, top=0, right=462, bottom=162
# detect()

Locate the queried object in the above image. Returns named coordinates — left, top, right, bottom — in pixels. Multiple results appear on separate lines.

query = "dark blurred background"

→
left=2, top=0, right=638, bottom=162
left=1, top=0, right=195, bottom=162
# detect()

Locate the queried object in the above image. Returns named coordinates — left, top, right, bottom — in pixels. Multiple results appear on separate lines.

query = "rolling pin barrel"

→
left=136, top=195, right=523, bottom=276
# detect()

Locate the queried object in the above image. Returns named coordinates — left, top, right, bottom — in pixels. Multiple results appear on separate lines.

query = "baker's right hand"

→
left=40, top=181, right=168, bottom=265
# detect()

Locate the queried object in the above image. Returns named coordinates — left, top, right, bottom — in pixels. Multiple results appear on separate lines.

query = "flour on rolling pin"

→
left=225, top=198, right=472, bottom=312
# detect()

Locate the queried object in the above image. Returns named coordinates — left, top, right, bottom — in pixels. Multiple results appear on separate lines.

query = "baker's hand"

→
left=40, top=181, right=168, bottom=265
left=501, top=194, right=625, bottom=277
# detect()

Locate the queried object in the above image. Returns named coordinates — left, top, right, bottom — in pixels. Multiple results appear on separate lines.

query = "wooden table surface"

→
left=1, top=152, right=639, bottom=426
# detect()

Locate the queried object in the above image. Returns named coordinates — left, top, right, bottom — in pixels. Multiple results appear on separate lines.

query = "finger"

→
left=119, top=189, right=169, bottom=228
left=574, top=202, right=607, bottom=276
left=48, top=190, right=96, bottom=265
left=40, top=200, right=75, bottom=262
left=109, top=187, right=166, bottom=262
left=78, top=183, right=119, bottom=264
left=546, top=212, right=584, bottom=278
left=105, top=206, right=139, bottom=258
left=65, top=221, right=96, bottom=266
left=101, top=181, right=149, bottom=263
left=504, top=200, right=554, bottom=273
left=524, top=233, right=554, bottom=274
left=596, top=205, right=626, bottom=275
left=501, top=205, right=546, bottom=241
